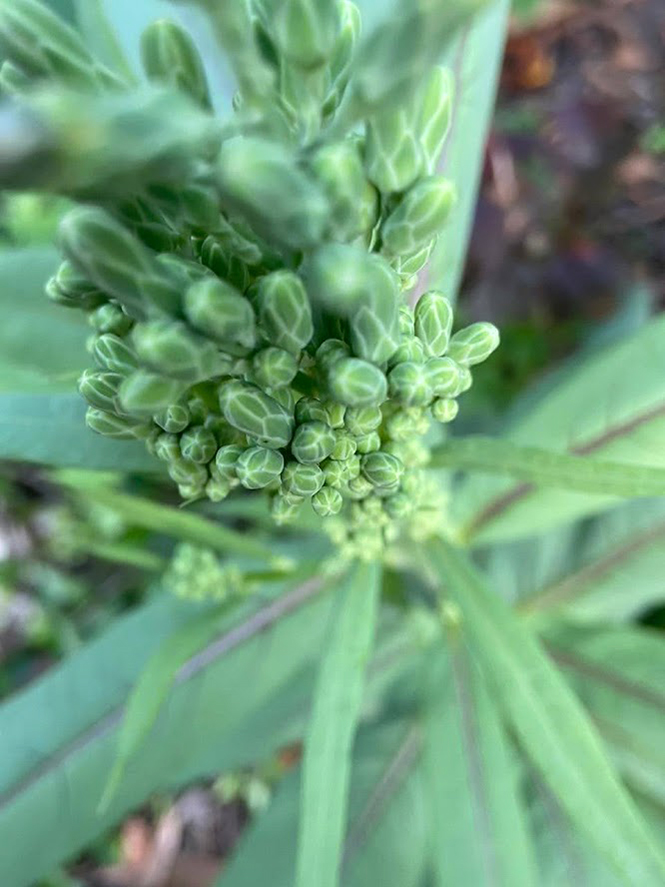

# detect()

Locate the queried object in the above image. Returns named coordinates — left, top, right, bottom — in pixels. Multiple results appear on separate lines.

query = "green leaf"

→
left=100, top=599, right=237, bottom=810
left=56, top=476, right=282, bottom=564
left=0, top=392, right=156, bottom=470
left=423, top=645, right=537, bottom=886
left=0, top=248, right=88, bottom=393
left=221, top=721, right=428, bottom=887
left=424, top=539, right=665, bottom=885
left=0, top=578, right=334, bottom=887
left=546, top=625, right=665, bottom=807
left=73, top=0, right=135, bottom=82
left=418, top=0, right=510, bottom=301
left=514, top=498, right=665, bottom=623
left=452, top=315, right=665, bottom=545
left=295, top=561, right=382, bottom=887
left=431, top=435, right=665, bottom=500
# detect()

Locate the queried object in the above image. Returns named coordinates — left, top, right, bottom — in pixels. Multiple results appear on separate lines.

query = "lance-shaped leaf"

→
left=424, top=539, right=665, bottom=885
left=295, top=561, right=382, bottom=887
left=545, top=625, right=665, bottom=808
left=423, top=646, right=536, bottom=886
left=452, top=315, right=665, bottom=545
left=221, top=721, right=428, bottom=887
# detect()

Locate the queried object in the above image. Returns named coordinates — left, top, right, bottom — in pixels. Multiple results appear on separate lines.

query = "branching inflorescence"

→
left=0, top=0, right=498, bottom=556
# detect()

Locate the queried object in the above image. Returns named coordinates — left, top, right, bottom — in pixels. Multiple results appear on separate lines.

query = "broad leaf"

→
left=423, top=645, right=536, bottom=886
left=546, top=625, right=665, bottom=807
left=418, top=0, right=510, bottom=301
left=424, top=539, right=665, bottom=885
left=221, top=721, right=428, bottom=887
left=431, top=436, right=665, bottom=498
left=452, top=315, right=665, bottom=544
left=0, top=393, right=155, bottom=471
left=295, top=561, right=382, bottom=887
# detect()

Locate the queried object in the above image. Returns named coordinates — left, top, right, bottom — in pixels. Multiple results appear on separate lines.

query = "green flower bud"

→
left=447, top=322, right=500, bottom=366
left=215, top=444, right=244, bottom=478
left=85, top=407, right=151, bottom=440
left=271, top=0, right=341, bottom=69
left=328, top=357, right=387, bottom=407
left=48, top=261, right=106, bottom=311
left=324, top=401, right=346, bottom=428
left=271, top=386, right=298, bottom=413
left=155, top=432, right=181, bottom=462
left=330, top=432, right=357, bottom=461
left=216, top=137, right=328, bottom=250
left=310, top=140, right=376, bottom=242
left=0, top=0, right=107, bottom=90
left=154, top=403, right=190, bottom=434
left=168, top=457, right=209, bottom=487
left=384, top=491, right=413, bottom=519
left=312, top=485, right=343, bottom=517
left=399, top=304, right=415, bottom=336
left=385, top=406, right=428, bottom=441
left=316, top=338, right=350, bottom=372
left=355, top=431, right=381, bottom=454
left=281, top=461, right=325, bottom=498
left=347, top=474, right=373, bottom=498
left=252, top=347, right=299, bottom=390
left=59, top=207, right=179, bottom=317
left=209, top=215, right=265, bottom=266
left=88, top=303, right=133, bottom=336
left=206, top=475, right=231, bottom=503
left=304, top=244, right=398, bottom=324
left=291, top=421, right=335, bottom=464
left=219, top=380, right=294, bottom=449
left=117, top=370, right=186, bottom=416
left=394, top=240, right=435, bottom=279
left=365, top=106, right=423, bottom=194
left=414, top=290, right=454, bottom=357
left=342, top=453, right=361, bottom=480
left=388, top=362, right=432, bottom=406
left=178, top=481, right=206, bottom=501
left=92, top=334, right=139, bottom=376
left=78, top=370, right=121, bottom=412
left=254, top=271, right=314, bottom=355
left=199, top=235, right=250, bottom=293
left=432, top=398, right=459, bottom=423
left=272, top=494, right=302, bottom=525
left=344, top=404, right=383, bottom=436
left=424, top=356, right=463, bottom=397
left=417, top=66, right=454, bottom=173
left=322, top=458, right=346, bottom=488
left=388, top=336, right=426, bottom=367
left=184, top=278, right=256, bottom=351
left=381, top=176, right=456, bottom=257
left=457, top=365, right=473, bottom=393
left=180, top=425, right=217, bottom=464
left=141, top=19, right=211, bottom=109
left=132, top=320, right=223, bottom=382
left=236, top=446, right=284, bottom=489
left=361, top=451, right=405, bottom=488
left=295, top=396, right=329, bottom=425
left=323, top=0, right=361, bottom=117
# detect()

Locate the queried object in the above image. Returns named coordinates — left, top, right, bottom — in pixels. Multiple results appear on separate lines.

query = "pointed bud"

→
left=254, top=270, right=313, bottom=355
left=199, top=236, right=250, bottom=293
left=219, top=380, right=294, bottom=449
left=47, top=260, right=106, bottom=311
left=312, top=485, right=343, bottom=516
left=414, top=290, right=454, bottom=357
left=88, top=303, right=133, bottom=336
left=381, top=176, right=456, bottom=257
left=117, top=370, right=186, bottom=416
left=141, top=19, right=211, bottom=108
left=272, top=0, right=341, bottom=69
left=184, top=278, right=256, bottom=352
left=78, top=369, right=122, bottom=412
left=417, top=66, right=454, bottom=173
left=310, top=140, right=376, bottom=242
left=322, top=0, right=361, bottom=117
left=365, top=106, right=423, bottom=194
left=154, top=403, right=190, bottom=434
left=236, top=446, right=284, bottom=489
left=388, top=362, right=432, bottom=406
left=327, top=357, right=387, bottom=407
left=447, top=322, right=500, bottom=366
left=85, top=407, right=152, bottom=440
left=92, top=334, right=139, bottom=376
left=424, top=356, right=463, bottom=397
left=132, top=320, right=222, bottom=382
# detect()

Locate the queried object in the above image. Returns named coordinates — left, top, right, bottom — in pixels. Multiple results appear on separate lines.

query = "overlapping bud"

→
left=1, top=0, right=500, bottom=552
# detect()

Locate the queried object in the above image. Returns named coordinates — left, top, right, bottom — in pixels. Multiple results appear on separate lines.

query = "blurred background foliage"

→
left=0, top=0, right=663, bottom=884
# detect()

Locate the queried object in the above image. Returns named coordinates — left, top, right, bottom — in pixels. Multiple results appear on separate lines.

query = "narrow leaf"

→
left=423, top=645, right=536, bottom=886
left=56, top=476, right=281, bottom=565
left=431, top=436, right=665, bottom=500
left=425, top=539, right=665, bottom=885
left=295, top=560, right=382, bottom=887
left=74, top=0, right=136, bottom=82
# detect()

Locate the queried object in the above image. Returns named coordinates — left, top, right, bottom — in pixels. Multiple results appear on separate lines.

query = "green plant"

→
left=0, top=1, right=663, bottom=886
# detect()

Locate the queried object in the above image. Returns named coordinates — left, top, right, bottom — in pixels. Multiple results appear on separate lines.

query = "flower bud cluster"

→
left=2, top=0, right=500, bottom=549
left=164, top=543, right=245, bottom=602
